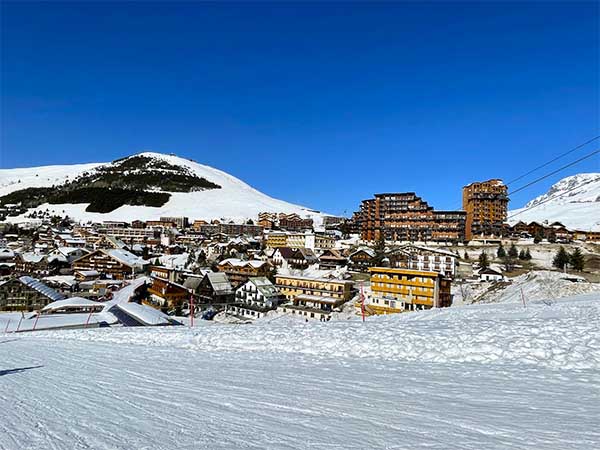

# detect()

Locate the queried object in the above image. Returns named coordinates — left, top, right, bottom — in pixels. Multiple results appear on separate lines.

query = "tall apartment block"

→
left=462, top=179, right=508, bottom=240
left=355, top=193, right=466, bottom=243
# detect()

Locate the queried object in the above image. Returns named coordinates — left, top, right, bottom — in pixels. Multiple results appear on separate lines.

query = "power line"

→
left=508, top=148, right=599, bottom=197
left=507, top=181, right=589, bottom=222
left=506, top=135, right=600, bottom=186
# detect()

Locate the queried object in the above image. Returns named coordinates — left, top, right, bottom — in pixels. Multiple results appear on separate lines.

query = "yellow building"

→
left=266, top=232, right=288, bottom=248
left=363, top=267, right=452, bottom=315
left=275, top=275, right=354, bottom=302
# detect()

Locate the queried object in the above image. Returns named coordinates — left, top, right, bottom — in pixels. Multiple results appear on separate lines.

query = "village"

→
left=1, top=178, right=598, bottom=331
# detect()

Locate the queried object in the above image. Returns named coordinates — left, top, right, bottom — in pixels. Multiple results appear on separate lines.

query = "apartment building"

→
left=356, top=193, right=466, bottom=243
left=387, top=244, right=457, bottom=278
left=366, top=267, right=452, bottom=314
left=160, top=216, right=189, bottom=228
left=275, top=275, right=354, bottom=302
left=462, top=179, right=508, bottom=240
left=216, top=258, right=271, bottom=288
left=72, top=249, right=147, bottom=279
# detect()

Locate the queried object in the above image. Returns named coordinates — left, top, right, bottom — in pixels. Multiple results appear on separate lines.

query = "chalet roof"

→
left=205, top=272, right=234, bottom=295
left=0, top=248, right=15, bottom=259
left=391, top=244, right=456, bottom=258
left=219, top=258, right=268, bottom=269
left=104, top=249, right=147, bottom=268
left=318, top=249, right=345, bottom=259
left=76, top=270, right=100, bottom=277
left=478, top=268, right=504, bottom=276
left=183, top=276, right=203, bottom=290
left=18, top=276, right=65, bottom=302
left=276, top=247, right=318, bottom=262
left=349, top=248, right=375, bottom=258
left=18, top=252, right=46, bottom=264
left=244, top=277, right=280, bottom=298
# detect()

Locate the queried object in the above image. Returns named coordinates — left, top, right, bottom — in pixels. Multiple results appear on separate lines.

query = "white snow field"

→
left=508, top=172, right=600, bottom=231
left=1, top=294, right=599, bottom=450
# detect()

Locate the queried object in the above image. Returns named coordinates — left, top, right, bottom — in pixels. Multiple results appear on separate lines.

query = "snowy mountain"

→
left=0, top=152, right=325, bottom=224
left=508, top=173, right=600, bottom=231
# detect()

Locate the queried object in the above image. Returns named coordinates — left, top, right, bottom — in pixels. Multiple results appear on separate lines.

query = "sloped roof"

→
left=219, top=258, right=268, bottom=269
left=42, top=297, right=103, bottom=312
left=18, top=276, right=65, bottom=302
left=205, top=272, right=233, bottom=295
left=246, top=277, right=280, bottom=298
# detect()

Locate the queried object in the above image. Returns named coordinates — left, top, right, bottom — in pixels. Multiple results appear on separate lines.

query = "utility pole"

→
left=189, top=293, right=194, bottom=328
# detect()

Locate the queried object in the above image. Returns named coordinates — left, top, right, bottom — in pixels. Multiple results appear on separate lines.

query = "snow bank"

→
left=24, top=293, right=600, bottom=370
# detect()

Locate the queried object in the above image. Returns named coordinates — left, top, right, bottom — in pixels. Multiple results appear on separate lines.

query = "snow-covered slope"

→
left=0, top=152, right=324, bottom=223
left=1, top=294, right=599, bottom=449
left=508, top=173, right=600, bottom=230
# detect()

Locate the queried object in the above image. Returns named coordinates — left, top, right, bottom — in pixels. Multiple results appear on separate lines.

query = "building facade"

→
left=366, top=267, right=452, bottom=314
left=356, top=193, right=466, bottom=243
left=462, top=179, right=508, bottom=241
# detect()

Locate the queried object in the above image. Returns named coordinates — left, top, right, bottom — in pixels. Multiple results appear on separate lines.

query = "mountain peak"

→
left=0, top=154, right=324, bottom=224
left=509, top=172, right=600, bottom=231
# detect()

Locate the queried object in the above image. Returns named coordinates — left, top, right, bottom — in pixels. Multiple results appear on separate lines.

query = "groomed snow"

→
left=1, top=293, right=599, bottom=449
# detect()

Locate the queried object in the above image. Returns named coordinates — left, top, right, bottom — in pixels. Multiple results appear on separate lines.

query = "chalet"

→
left=228, top=277, right=282, bottom=319
left=348, top=248, right=375, bottom=272
left=0, top=276, right=65, bottom=311
left=185, top=272, right=234, bottom=307
left=72, top=249, right=148, bottom=280
left=74, top=270, right=101, bottom=282
left=318, top=249, right=347, bottom=270
left=278, top=293, right=345, bottom=321
left=387, top=244, right=457, bottom=278
left=148, top=276, right=189, bottom=310
left=272, top=247, right=318, bottom=270
left=216, top=258, right=271, bottom=288
left=14, top=253, right=50, bottom=276
left=478, top=267, right=505, bottom=282
left=92, top=235, right=128, bottom=250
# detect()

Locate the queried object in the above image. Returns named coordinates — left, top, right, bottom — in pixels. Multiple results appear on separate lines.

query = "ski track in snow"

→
left=1, top=294, right=599, bottom=449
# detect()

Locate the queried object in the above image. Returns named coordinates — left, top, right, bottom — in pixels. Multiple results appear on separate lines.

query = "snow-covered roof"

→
left=42, top=297, right=104, bottom=312
left=103, top=249, right=147, bottom=268
left=219, top=258, right=268, bottom=269
left=244, top=277, right=280, bottom=298
left=18, top=276, right=65, bottom=302
left=206, top=272, right=234, bottom=295
left=19, top=252, right=46, bottom=263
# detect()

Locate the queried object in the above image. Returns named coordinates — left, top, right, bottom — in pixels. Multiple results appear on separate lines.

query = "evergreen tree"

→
left=154, top=257, right=160, bottom=266
left=547, top=230, right=557, bottom=243
left=502, top=255, right=515, bottom=272
left=533, top=230, right=543, bottom=244
left=569, top=248, right=585, bottom=272
left=497, top=244, right=506, bottom=258
left=552, top=246, right=570, bottom=270
left=463, top=251, right=469, bottom=261
left=524, top=248, right=532, bottom=260
left=508, top=244, right=519, bottom=259
left=478, top=251, right=489, bottom=269
left=518, top=249, right=526, bottom=260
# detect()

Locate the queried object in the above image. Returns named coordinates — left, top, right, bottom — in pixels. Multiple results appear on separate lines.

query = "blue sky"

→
left=1, top=1, right=598, bottom=215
